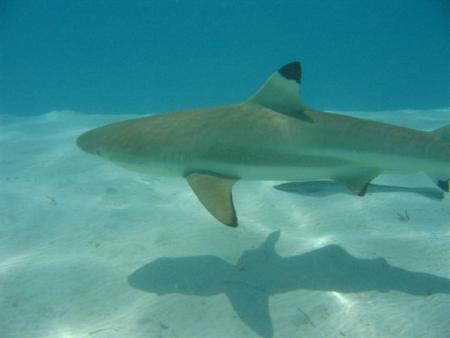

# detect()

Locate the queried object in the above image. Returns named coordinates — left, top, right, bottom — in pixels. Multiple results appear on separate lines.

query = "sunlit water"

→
left=1, top=109, right=449, bottom=338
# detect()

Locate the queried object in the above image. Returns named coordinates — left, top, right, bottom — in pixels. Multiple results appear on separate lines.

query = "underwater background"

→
left=1, top=1, right=450, bottom=338
left=1, top=0, right=449, bottom=115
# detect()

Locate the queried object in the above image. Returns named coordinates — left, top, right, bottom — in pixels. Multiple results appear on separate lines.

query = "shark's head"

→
left=76, top=127, right=108, bottom=157
left=76, top=122, right=132, bottom=162
left=77, top=119, right=172, bottom=176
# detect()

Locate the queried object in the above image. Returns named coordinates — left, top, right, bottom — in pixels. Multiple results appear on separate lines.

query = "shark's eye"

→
left=95, top=150, right=102, bottom=156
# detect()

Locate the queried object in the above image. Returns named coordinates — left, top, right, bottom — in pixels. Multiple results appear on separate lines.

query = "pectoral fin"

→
left=185, top=172, right=238, bottom=227
left=335, top=170, right=380, bottom=196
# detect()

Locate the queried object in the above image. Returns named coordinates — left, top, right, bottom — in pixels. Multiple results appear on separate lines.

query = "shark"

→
left=77, top=61, right=450, bottom=226
left=128, top=231, right=450, bottom=337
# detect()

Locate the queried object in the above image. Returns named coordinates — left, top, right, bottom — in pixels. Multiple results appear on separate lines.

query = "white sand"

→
left=0, top=109, right=449, bottom=338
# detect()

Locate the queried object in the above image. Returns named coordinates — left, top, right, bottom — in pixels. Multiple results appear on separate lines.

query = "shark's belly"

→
left=105, top=137, right=448, bottom=181
left=180, top=154, right=367, bottom=181
left=107, top=145, right=371, bottom=181
left=190, top=160, right=366, bottom=181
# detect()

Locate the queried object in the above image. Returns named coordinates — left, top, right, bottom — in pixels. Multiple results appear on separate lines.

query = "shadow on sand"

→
left=274, top=181, right=444, bottom=200
left=128, top=232, right=450, bottom=337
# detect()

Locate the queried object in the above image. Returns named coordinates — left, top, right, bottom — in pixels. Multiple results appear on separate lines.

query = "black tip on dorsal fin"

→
left=248, top=60, right=311, bottom=118
left=278, top=61, right=301, bottom=83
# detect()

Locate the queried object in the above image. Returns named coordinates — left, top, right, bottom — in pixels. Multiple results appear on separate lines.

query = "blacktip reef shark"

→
left=77, top=61, right=450, bottom=226
left=128, top=231, right=450, bottom=337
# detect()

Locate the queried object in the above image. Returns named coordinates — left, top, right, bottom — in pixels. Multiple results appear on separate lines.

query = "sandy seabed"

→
left=0, top=109, right=449, bottom=338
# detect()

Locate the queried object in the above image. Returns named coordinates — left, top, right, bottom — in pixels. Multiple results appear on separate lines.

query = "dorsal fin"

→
left=248, top=61, right=311, bottom=121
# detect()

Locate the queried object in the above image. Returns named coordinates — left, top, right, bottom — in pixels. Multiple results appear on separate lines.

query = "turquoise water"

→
left=1, top=1, right=450, bottom=338
left=1, top=0, right=449, bottom=115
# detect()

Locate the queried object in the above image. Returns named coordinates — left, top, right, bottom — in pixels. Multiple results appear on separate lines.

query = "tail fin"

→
left=436, top=179, right=450, bottom=192
left=427, top=174, right=449, bottom=193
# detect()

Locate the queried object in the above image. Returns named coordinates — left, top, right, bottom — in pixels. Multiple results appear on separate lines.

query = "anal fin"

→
left=185, top=172, right=238, bottom=227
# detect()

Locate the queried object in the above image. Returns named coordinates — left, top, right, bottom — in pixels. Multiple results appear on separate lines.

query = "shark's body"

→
left=77, top=61, right=450, bottom=226
left=128, top=232, right=450, bottom=337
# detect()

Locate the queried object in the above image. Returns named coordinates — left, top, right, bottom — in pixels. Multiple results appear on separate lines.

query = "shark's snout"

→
left=76, top=130, right=104, bottom=156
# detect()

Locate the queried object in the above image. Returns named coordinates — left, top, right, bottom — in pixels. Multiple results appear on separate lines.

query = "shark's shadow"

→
left=274, top=181, right=444, bottom=200
left=128, top=232, right=450, bottom=337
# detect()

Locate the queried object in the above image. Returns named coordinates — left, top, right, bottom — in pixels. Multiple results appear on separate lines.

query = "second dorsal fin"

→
left=432, top=124, right=450, bottom=143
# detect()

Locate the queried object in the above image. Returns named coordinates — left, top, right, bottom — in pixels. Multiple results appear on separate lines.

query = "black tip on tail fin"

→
left=437, top=179, right=450, bottom=192
left=278, top=61, right=301, bottom=83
